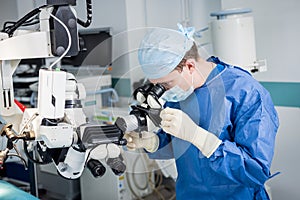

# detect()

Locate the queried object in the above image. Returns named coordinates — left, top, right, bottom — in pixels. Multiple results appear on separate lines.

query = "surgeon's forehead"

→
left=149, top=70, right=179, bottom=84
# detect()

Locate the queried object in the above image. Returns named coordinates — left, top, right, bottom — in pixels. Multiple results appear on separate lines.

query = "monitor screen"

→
left=62, top=28, right=112, bottom=67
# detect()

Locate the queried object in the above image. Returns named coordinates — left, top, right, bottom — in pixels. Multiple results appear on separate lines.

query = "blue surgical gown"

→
left=148, top=56, right=279, bottom=200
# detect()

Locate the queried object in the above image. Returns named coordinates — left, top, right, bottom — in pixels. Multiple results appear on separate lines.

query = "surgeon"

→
left=124, top=24, right=279, bottom=200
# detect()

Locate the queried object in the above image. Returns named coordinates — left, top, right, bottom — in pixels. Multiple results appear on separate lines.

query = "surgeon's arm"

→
left=147, top=129, right=175, bottom=160
left=160, top=107, right=222, bottom=158
left=208, top=92, right=279, bottom=187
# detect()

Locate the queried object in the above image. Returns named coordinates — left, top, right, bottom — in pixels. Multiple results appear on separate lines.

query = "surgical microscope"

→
left=0, top=0, right=166, bottom=181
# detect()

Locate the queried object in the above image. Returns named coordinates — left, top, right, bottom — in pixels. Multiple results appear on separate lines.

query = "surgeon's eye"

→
left=160, top=82, right=172, bottom=90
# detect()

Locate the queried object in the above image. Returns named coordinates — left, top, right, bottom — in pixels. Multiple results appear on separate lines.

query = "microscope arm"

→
left=0, top=1, right=127, bottom=180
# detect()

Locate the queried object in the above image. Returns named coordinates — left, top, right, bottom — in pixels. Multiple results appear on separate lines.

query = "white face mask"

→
left=161, top=73, right=194, bottom=102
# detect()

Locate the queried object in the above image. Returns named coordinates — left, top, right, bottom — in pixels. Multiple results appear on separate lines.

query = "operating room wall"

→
left=0, top=0, right=18, bottom=28
left=77, top=0, right=222, bottom=104
left=14, top=0, right=132, bottom=102
left=0, top=0, right=219, bottom=102
left=221, top=1, right=300, bottom=200
left=75, top=0, right=130, bottom=80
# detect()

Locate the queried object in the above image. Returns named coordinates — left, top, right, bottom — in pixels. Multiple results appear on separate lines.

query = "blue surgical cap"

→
left=138, top=24, right=195, bottom=79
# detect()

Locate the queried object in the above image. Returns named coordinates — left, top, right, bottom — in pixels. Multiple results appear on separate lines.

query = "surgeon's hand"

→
left=160, top=107, right=222, bottom=158
left=123, top=131, right=159, bottom=153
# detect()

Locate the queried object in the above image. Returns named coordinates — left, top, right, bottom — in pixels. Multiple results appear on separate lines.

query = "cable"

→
left=126, top=150, right=170, bottom=200
left=7, top=153, right=28, bottom=169
left=2, top=11, right=40, bottom=32
left=152, top=170, right=163, bottom=189
left=12, top=144, right=28, bottom=169
left=124, top=149, right=146, bottom=199
left=43, top=9, right=72, bottom=70
left=169, top=193, right=176, bottom=200
left=21, top=20, right=39, bottom=27
left=146, top=167, right=167, bottom=200
left=153, top=188, right=165, bottom=200
left=77, top=0, right=92, bottom=28
left=125, top=171, right=143, bottom=200
left=5, top=5, right=46, bottom=36
left=2, top=5, right=71, bottom=70
left=132, top=152, right=149, bottom=191
left=2, top=21, right=16, bottom=32
left=23, top=141, right=48, bottom=165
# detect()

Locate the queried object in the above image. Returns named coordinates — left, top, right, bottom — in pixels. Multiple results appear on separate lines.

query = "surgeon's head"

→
left=138, top=26, right=206, bottom=102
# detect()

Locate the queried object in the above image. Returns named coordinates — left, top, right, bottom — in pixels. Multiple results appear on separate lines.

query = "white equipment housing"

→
left=210, top=15, right=256, bottom=68
left=209, top=8, right=267, bottom=72
left=38, top=69, right=67, bottom=119
left=196, top=8, right=267, bottom=73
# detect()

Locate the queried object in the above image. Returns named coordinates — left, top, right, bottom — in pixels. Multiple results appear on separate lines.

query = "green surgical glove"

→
left=160, top=107, right=221, bottom=158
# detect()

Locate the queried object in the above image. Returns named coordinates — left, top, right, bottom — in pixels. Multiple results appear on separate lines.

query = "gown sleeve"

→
left=208, top=88, right=279, bottom=188
left=147, top=129, right=175, bottom=160
left=147, top=101, right=179, bottom=159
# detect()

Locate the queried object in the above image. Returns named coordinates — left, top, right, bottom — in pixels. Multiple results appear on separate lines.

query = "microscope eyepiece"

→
left=87, top=159, right=106, bottom=178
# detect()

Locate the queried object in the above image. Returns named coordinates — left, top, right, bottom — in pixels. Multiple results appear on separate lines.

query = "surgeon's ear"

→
left=185, top=59, right=196, bottom=74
